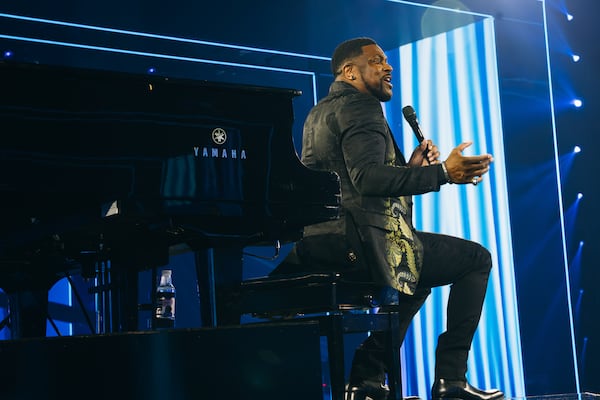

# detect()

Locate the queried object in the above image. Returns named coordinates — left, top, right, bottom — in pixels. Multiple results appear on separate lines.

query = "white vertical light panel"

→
left=385, top=18, right=526, bottom=398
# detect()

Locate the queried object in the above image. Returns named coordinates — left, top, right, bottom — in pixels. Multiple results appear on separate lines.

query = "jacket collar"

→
left=329, top=80, right=360, bottom=96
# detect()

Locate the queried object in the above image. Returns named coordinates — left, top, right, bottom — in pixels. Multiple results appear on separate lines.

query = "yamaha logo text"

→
left=193, top=127, right=247, bottom=160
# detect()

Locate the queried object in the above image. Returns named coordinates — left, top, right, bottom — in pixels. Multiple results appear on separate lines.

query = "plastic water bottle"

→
left=154, top=269, right=176, bottom=329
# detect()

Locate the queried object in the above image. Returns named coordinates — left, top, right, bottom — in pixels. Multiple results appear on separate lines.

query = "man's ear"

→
left=343, top=64, right=356, bottom=81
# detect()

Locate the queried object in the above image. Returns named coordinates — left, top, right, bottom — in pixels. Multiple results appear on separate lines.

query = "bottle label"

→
left=155, top=293, right=175, bottom=320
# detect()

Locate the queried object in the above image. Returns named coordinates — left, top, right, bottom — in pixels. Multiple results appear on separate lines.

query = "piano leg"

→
left=98, top=238, right=168, bottom=333
left=6, top=289, right=49, bottom=339
left=195, top=247, right=243, bottom=327
left=109, top=264, right=139, bottom=333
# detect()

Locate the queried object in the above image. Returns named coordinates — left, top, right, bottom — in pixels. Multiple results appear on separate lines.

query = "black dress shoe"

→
left=431, top=379, right=504, bottom=400
left=346, top=382, right=422, bottom=400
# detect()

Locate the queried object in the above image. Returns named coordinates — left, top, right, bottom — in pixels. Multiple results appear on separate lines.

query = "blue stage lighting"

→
left=567, top=13, right=573, bottom=21
left=571, top=54, right=580, bottom=62
left=147, top=67, right=156, bottom=74
left=3, top=50, right=12, bottom=58
left=577, top=193, right=583, bottom=200
left=573, top=145, right=581, bottom=153
left=573, top=99, right=583, bottom=108
left=579, top=240, right=584, bottom=247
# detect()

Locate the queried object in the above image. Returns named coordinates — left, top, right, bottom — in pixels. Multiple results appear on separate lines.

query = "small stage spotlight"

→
left=3, top=50, right=13, bottom=58
left=573, top=99, right=583, bottom=108
left=573, top=145, right=581, bottom=153
left=566, top=13, right=573, bottom=21
left=577, top=193, right=583, bottom=200
left=572, top=54, right=580, bottom=62
left=147, top=67, right=156, bottom=74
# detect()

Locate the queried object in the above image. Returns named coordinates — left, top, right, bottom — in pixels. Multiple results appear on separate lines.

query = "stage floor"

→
left=516, top=394, right=600, bottom=400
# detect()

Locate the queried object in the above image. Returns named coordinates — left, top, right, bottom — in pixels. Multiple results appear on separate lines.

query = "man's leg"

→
left=416, top=232, right=493, bottom=381
left=347, top=287, right=430, bottom=399
left=416, top=232, right=502, bottom=400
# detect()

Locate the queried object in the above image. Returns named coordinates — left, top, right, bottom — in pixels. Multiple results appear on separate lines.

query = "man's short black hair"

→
left=331, top=37, right=377, bottom=76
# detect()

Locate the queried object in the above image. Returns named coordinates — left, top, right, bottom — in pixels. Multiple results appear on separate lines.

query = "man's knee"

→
left=475, top=244, right=492, bottom=272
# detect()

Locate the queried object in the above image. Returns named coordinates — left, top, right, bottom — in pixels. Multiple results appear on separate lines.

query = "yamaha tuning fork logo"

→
left=211, top=127, right=227, bottom=145
left=193, top=127, right=247, bottom=160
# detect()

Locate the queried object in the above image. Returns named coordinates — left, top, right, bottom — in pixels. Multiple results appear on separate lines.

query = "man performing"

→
left=273, top=37, right=504, bottom=400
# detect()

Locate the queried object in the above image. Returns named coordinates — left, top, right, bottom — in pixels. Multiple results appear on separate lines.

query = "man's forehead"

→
left=360, top=44, right=385, bottom=57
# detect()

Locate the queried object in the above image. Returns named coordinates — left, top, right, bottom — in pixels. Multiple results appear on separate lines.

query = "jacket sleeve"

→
left=338, top=93, right=446, bottom=197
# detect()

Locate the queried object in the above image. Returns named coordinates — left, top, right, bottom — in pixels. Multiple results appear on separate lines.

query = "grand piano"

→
left=0, top=61, right=341, bottom=339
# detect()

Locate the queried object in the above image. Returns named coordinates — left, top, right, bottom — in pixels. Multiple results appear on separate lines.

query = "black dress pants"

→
left=348, top=231, right=493, bottom=385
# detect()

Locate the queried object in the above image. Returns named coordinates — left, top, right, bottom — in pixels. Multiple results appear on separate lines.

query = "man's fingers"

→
left=464, top=163, right=489, bottom=175
left=456, top=141, right=473, bottom=152
left=463, top=154, right=492, bottom=163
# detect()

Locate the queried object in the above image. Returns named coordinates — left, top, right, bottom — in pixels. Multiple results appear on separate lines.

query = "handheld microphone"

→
left=401, top=105, right=424, bottom=143
left=402, top=105, right=430, bottom=164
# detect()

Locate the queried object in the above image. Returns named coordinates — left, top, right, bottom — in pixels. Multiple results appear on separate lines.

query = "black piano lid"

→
left=0, top=60, right=340, bottom=256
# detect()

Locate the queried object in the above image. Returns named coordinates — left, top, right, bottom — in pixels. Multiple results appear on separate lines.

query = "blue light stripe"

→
left=0, top=12, right=330, bottom=61
left=481, top=19, right=526, bottom=394
left=540, top=0, right=582, bottom=395
left=0, top=13, right=324, bottom=104
left=383, top=0, right=492, bottom=19
left=0, top=34, right=316, bottom=76
left=389, top=18, right=526, bottom=399
left=0, top=33, right=319, bottom=104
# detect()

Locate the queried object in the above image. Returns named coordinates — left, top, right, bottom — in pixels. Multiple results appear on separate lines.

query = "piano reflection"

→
left=0, top=61, right=341, bottom=338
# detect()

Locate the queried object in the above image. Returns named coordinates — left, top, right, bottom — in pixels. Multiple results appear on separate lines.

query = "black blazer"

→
left=291, top=81, right=448, bottom=295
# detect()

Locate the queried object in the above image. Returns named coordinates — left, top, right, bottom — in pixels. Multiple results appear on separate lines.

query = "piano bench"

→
left=231, top=272, right=403, bottom=400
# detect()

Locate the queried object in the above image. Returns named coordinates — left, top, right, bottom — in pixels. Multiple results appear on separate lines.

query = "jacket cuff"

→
left=440, top=162, right=452, bottom=184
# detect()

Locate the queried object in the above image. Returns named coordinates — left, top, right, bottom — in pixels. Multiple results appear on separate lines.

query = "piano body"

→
left=0, top=61, right=341, bottom=338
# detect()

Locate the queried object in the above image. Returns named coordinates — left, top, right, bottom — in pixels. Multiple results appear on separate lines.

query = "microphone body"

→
left=402, top=105, right=430, bottom=164
left=402, top=105, right=425, bottom=143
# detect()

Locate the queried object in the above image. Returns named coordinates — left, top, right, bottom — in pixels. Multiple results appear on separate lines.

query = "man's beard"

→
left=366, top=82, right=392, bottom=102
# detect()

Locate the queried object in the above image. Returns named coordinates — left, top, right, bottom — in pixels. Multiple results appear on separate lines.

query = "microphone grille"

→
left=402, top=105, right=416, bottom=121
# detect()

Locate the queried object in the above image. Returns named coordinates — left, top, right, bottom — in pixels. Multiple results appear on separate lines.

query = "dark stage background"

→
left=1, top=0, right=598, bottom=396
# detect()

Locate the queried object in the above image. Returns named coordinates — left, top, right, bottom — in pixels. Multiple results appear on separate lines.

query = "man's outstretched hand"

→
left=444, top=142, right=493, bottom=185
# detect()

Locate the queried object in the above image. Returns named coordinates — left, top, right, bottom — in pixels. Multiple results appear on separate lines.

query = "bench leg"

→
left=386, top=311, right=402, bottom=400
left=327, top=314, right=347, bottom=400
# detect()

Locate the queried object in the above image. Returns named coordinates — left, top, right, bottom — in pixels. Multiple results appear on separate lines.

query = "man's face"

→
left=354, top=44, right=393, bottom=102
